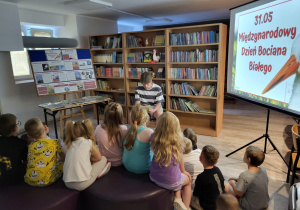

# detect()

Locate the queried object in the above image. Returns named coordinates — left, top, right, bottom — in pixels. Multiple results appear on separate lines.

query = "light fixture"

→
left=64, top=0, right=112, bottom=10
left=145, top=18, right=173, bottom=23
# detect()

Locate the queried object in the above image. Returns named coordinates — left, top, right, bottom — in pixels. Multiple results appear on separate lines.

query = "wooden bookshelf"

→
left=88, top=23, right=227, bottom=136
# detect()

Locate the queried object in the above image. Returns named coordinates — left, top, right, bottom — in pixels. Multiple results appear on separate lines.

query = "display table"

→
left=39, top=95, right=111, bottom=139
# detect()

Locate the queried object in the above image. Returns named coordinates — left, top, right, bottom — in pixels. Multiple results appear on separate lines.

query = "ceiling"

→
left=3, top=0, right=254, bottom=27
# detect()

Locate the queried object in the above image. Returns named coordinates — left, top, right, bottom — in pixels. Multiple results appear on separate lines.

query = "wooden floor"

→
left=48, top=99, right=296, bottom=210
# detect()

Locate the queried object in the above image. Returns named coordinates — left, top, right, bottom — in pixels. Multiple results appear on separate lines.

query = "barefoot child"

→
left=150, top=112, right=192, bottom=210
left=63, top=119, right=111, bottom=191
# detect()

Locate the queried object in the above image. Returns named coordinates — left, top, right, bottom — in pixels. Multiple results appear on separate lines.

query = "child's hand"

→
left=148, top=109, right=155, bottom=114
left=228, top=177, right=237, bottom=182
left=229, top=179, right=236, bottom=186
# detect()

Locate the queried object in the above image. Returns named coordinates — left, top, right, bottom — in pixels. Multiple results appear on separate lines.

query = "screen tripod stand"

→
left=226, top=109, right=288, bottom=167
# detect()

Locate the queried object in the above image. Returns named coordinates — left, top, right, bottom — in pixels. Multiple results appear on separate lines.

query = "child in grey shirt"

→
left=228, top=146, right=269, bottom=210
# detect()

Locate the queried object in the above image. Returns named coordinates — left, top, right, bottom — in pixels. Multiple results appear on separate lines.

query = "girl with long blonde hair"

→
left=150, top=112, right=192, bottom=210
left=63, top=119, right=111, bottom=191
left=95, top=102, right=127, bottom=166
left=122, top=103, right=154, bottom=174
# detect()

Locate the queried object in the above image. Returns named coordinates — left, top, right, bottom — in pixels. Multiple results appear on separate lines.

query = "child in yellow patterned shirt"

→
left=24, top=118, right=65, bottom=186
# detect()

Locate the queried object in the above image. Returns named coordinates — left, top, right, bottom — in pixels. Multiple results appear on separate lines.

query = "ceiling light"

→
left=145, top=18, right=173, bottom=23
left=64, top=0, right=112, bottom=10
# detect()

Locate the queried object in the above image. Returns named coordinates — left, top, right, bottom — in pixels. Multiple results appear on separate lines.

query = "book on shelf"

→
left=170, top=98, right=216, bottom=114
left=104, top=36, right=121, bottom=49
left=153, top=35, right=165, bottom=46
left=127, top=52, right=143, bottom=63
left=126, top=35, right=143, bottom=48
left=90, top=37, right=98, bottom=48
left=159, top=52, right=165, bottom=62
left=169, top=31, right=219, bottom=45
left=143, top=51, right=152, bottom=63
left=96, top=66, right=123, bottom=77
left=170, top=82, right=198, bottom=96
left=156, top=68, right=165, bottom=78
left=98, top=80, right=110, bottom=90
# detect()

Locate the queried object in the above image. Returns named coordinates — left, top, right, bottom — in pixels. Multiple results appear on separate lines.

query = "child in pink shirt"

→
left=95, top=102, right=127, bottom=166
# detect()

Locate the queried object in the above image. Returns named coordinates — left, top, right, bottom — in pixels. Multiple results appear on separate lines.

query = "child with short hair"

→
left=183, top=137, right=203, bottom=189
left=183, top=128, right=198, bottom=150
left=63, top=119, right=111, bottom=191
left=193, top=145, right=226, bottom=210
left=24, top=118, right=64, bottom=186
left=95, top=102, right=127, bottom=166
left=134, top=72, right=164, bottom=120
left=0, top=114, right=27, bottom=186
left=150, top=112, right=192, bottom=210
left=216, top=194, right=239, bottom=210
left=122, top=103, right=154, bottom=174
left=228, top=146, right=269, bottom=210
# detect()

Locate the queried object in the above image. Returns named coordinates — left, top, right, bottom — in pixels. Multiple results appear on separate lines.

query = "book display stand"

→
left=89, top=24, right=227, bottom=136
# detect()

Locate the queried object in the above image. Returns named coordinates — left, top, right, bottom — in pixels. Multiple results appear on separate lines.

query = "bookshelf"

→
left=89, top=23, right=227, bottom=136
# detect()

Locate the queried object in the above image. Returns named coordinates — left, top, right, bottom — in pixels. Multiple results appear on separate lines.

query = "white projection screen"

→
left=227, top=0, right=300, bottom=118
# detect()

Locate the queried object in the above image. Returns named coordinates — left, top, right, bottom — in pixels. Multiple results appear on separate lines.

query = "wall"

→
left=76, top=15, right=118, bottom=48
left=0, top=8, right=118, bottom=130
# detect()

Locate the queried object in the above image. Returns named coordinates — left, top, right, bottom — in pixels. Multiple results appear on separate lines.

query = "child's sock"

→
left=97, top=162, right=111, bottom=178
left=173, top=197, right=188, bottom=210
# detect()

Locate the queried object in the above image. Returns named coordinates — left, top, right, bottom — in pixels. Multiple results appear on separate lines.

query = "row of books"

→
left=94, top=52, right=123, bottom=63
left=126, top=35, right=142, bottom=48
left=127, top=52, right=144, bottom=63
left=126, top=35, right=165, bottom=48
left=170, top=82, right=217, bottom=97
left=169, top=31, right=219, bottom=45
left=199, top=85, right=217, bottom=97
left=98, top=80, right=110, bottom=90
left=170, top=67, right=218, bottom=80
left=170, top=49, right=218, bottom=62
left=170, top=82, right=198, bottom=95
left=95, top=66, right=124, bottom=77
left=104, top=36, right=122, bottom=49
left=170, top=98, right=216, bottom=114
left=128, top=67, right=152, bottom=78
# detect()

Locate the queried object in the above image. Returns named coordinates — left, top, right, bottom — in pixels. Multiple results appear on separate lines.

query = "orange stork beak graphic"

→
left=262, top=55, right=299, bottom=94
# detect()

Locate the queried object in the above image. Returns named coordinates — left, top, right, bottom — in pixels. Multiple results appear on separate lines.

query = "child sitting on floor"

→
left=123, top=103, right=153, bottom=174
left=183, top=137, right=203, bottom=190
left=0, top=114, right=28, bottom=186
left=228, top=146, right=269, bottom=210
left=63, top=119, right=111, bottom=191
left=24, top=118, right=64, bottom=186
left=150, top=112, right=192, bottom=210
left=95, top=102, right=127, bottom=166
left=183, top=128, right=198, bottom=150
left=193, top=145, right=228, bottom=210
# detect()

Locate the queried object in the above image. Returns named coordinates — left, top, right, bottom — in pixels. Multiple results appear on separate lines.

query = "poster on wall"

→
left=28, top=49, right=97, bottom=96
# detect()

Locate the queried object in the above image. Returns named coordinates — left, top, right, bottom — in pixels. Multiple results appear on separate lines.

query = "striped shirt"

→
left=135, top=83, right=164, bottom=106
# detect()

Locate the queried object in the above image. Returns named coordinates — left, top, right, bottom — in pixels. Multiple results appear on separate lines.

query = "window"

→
left=11, top=28, right=53, bottom=84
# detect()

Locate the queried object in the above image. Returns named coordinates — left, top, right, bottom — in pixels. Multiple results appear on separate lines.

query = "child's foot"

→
left=97, top=162, right=111, bottom=178
left=174, top=197, right=188, bottom=210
